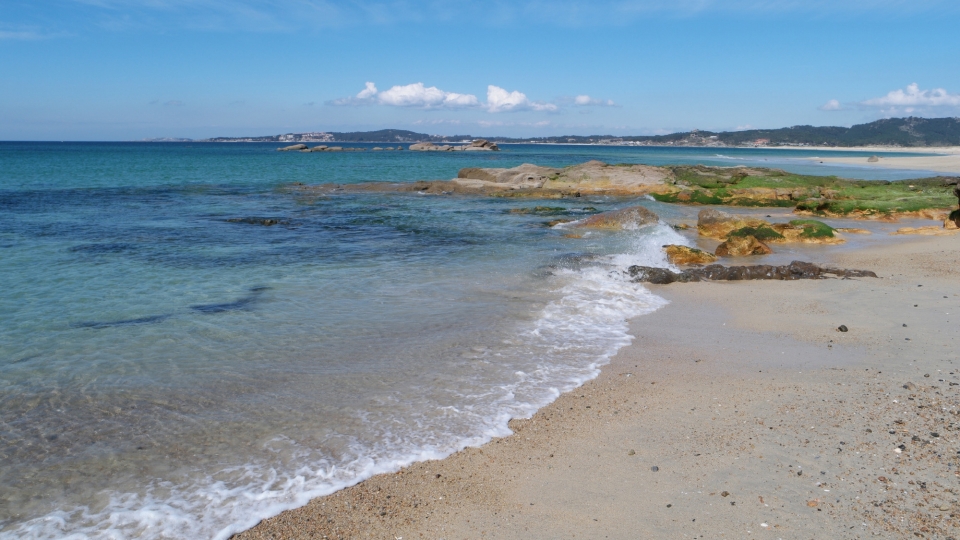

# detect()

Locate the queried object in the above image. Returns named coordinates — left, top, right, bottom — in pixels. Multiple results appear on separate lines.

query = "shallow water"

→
left=0, top=142, right=939, bottom=539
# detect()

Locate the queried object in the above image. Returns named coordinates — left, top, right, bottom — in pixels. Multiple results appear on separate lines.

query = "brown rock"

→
left=663, top=245, right=718, bottom=265
left=628, top=260, right=877, bottom=284
left=696, top=209, right=770, bottom=240
left=574, top=206, right=660, bottom=230
left=277, top=144, right=308, bottom=151
left=715, top=235, right=773, bottom=257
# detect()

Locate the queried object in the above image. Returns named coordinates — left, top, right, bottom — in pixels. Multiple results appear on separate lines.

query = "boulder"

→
left=715, top=235, right=773, bottom=257
left=308, top=145, right=328, bottom=152
left=372, top=147, right=383, bottom=151
left=574, top=205, right=660, bottom=230
left=326, top=146, right=343, bottom=151
left=772, top=220, right=844, bottom=244
left=278, top=144, right=308, bottom=151
left=663, top=245, right=718, bottom=265
left=697, top=209, right=770, bottom=240
left=867, top=155, right=880, bottom=163
left=409, top=142, right=438, bottom=151
left=628, top=261, right=878, bottom=284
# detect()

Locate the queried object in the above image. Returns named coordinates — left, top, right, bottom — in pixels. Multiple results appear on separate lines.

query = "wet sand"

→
left=235, top=234, right=959, bottom=539
left=798, top=147, right=960, bottom=175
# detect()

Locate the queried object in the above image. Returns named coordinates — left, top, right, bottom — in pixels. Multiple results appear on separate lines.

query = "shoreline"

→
left=235, top=234, right=960, bottom=539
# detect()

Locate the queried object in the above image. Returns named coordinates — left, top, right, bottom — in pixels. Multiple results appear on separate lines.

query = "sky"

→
left=1, top=0, right=960, bottom=140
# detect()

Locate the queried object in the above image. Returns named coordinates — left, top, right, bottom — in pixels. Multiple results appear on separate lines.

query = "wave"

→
left=5, top=223, right=686, bottom=540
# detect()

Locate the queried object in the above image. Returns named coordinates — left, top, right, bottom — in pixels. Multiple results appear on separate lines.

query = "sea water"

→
left=0, top=142, right=936, bottom=539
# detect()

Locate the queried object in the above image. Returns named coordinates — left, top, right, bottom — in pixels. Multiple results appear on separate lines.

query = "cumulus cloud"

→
left=329, top=82, right=562, bottom=112
left=328, top=81, right=479, bottom=109
left=486, top=86, right=557, bottom=113
left=819, top=99, right=842, bottom=111
left=573, top=95, right=616, bottom=107
left=860, top=83, right=960, bottom=113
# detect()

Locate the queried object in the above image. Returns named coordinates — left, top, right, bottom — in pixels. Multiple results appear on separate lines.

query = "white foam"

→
left=4, top=224, right=680, bottom=540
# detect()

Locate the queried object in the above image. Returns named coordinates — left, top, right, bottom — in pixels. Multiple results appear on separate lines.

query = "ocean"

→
left=0, top=142, right=938, bottom=539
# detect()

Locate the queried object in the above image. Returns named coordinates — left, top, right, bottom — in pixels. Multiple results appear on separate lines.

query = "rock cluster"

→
left=695, top=209, right=844, bottom=258
left=409, top=139, right=499, bottom=152
left=628, top=261, right=878, bottom=285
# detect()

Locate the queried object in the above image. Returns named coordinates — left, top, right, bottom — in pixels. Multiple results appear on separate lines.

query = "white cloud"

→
left=486, top=85, right=557, bottom=113
left=378, top=83, right=480, bottom=109
left=861, top=83, right=960, bottom=113
left=329, top=82, right=479, bottom=109
left=356, top=81, right=378, bottom=100
left=572, top=94, right=616, bottom=107
left=330, top=82, right=561, bottom=113
left=819, top=99, right=842, bottom=111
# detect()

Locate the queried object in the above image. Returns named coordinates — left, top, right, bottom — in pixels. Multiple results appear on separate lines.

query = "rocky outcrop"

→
left=628, top=261, right=878, bottom=285
left=409, top=140, right=500, bottom=152
left=714, top=235, right=773, bottom=257
left=278, top=144, right=307, bottom=151
left=572, top=205, right=659, bottom=230
left=464, top=139, right=499, bottom=151
left=453, top=160, right=673, bottom=196
left=457, top=164, right=560, bottom=190
left=663, top=245, right=718, bottom=265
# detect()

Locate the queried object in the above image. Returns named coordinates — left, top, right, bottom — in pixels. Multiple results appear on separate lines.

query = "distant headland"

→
left=152, top=117, right=960, bottom=148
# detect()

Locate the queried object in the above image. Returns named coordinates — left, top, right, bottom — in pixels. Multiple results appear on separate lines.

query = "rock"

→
left=663, top=245, right=718, bottom=265
left=308, top=145, right=328, bottom=152
left=627, top=449, right=636, bottom=456
left=465, top=139, right=499, bottom=151
left=867, top=155, right=880, bottom=162
left=697, top=209, right=770, bottom=240
left=715, top=235, right=773, bottom=257
left=574, top=206, right=660, bottom=230
left=372, top=147, right=383, bottom=151
left=454, top=160, right=672, bottom=195
left=836, top=227, right=871, bottom=234
left=945, top=216, right=959, bottom=230
left=227, top=217, right=285, bottom=226
left=721, top=491, right=730, bottom=497
left=277, top=144, right=307, bottom=151
left=628, top=260, right=878, bottom=284
left=326, top=146, right=343, bottom=152
left=892, top=226, right=960, bottom=236
left=838, top=325, right=848, bottom=332
left=409, top=142, right=438, bottom=151
left=651, top=466, right=659, bottom=472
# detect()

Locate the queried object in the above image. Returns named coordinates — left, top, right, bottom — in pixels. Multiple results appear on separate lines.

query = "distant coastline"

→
left=144, top=116, right=960, bottom=148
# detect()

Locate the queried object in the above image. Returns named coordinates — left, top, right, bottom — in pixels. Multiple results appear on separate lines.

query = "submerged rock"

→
left=628, top=261, right=878, bottom=284
left=226, top=217, right=286, bottom=226
left=663, top=245, right=718, bottom=265
left=715, top=235, right=773, bottom=257
left=573, top=205, right=659, bottom=230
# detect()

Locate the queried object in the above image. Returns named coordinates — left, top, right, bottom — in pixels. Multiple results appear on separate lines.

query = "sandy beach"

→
left=796, top=146, right=960, bottom=175
left=234, top=232, right=960, bottom=539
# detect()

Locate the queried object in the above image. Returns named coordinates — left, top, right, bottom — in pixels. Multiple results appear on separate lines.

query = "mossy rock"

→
left=728, top=225, right=785, bottom=242
left=789, top=219, right=836, bottom=238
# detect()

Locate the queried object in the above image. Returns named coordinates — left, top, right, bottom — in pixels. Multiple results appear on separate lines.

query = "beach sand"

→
left=235, top=234, right=959, bottom=539
left=798, top=147, right=960, bottom=175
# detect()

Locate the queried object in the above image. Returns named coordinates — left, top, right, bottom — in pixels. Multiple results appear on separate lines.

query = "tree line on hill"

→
left=202, top=117, right=960, bottom=147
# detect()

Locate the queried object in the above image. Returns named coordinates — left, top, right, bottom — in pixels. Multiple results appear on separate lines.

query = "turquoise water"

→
left=0, top=143, right=938, bottom=539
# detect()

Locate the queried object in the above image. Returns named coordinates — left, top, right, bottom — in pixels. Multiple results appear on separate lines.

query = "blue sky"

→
left=2, top=0, right=959, bottom=140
